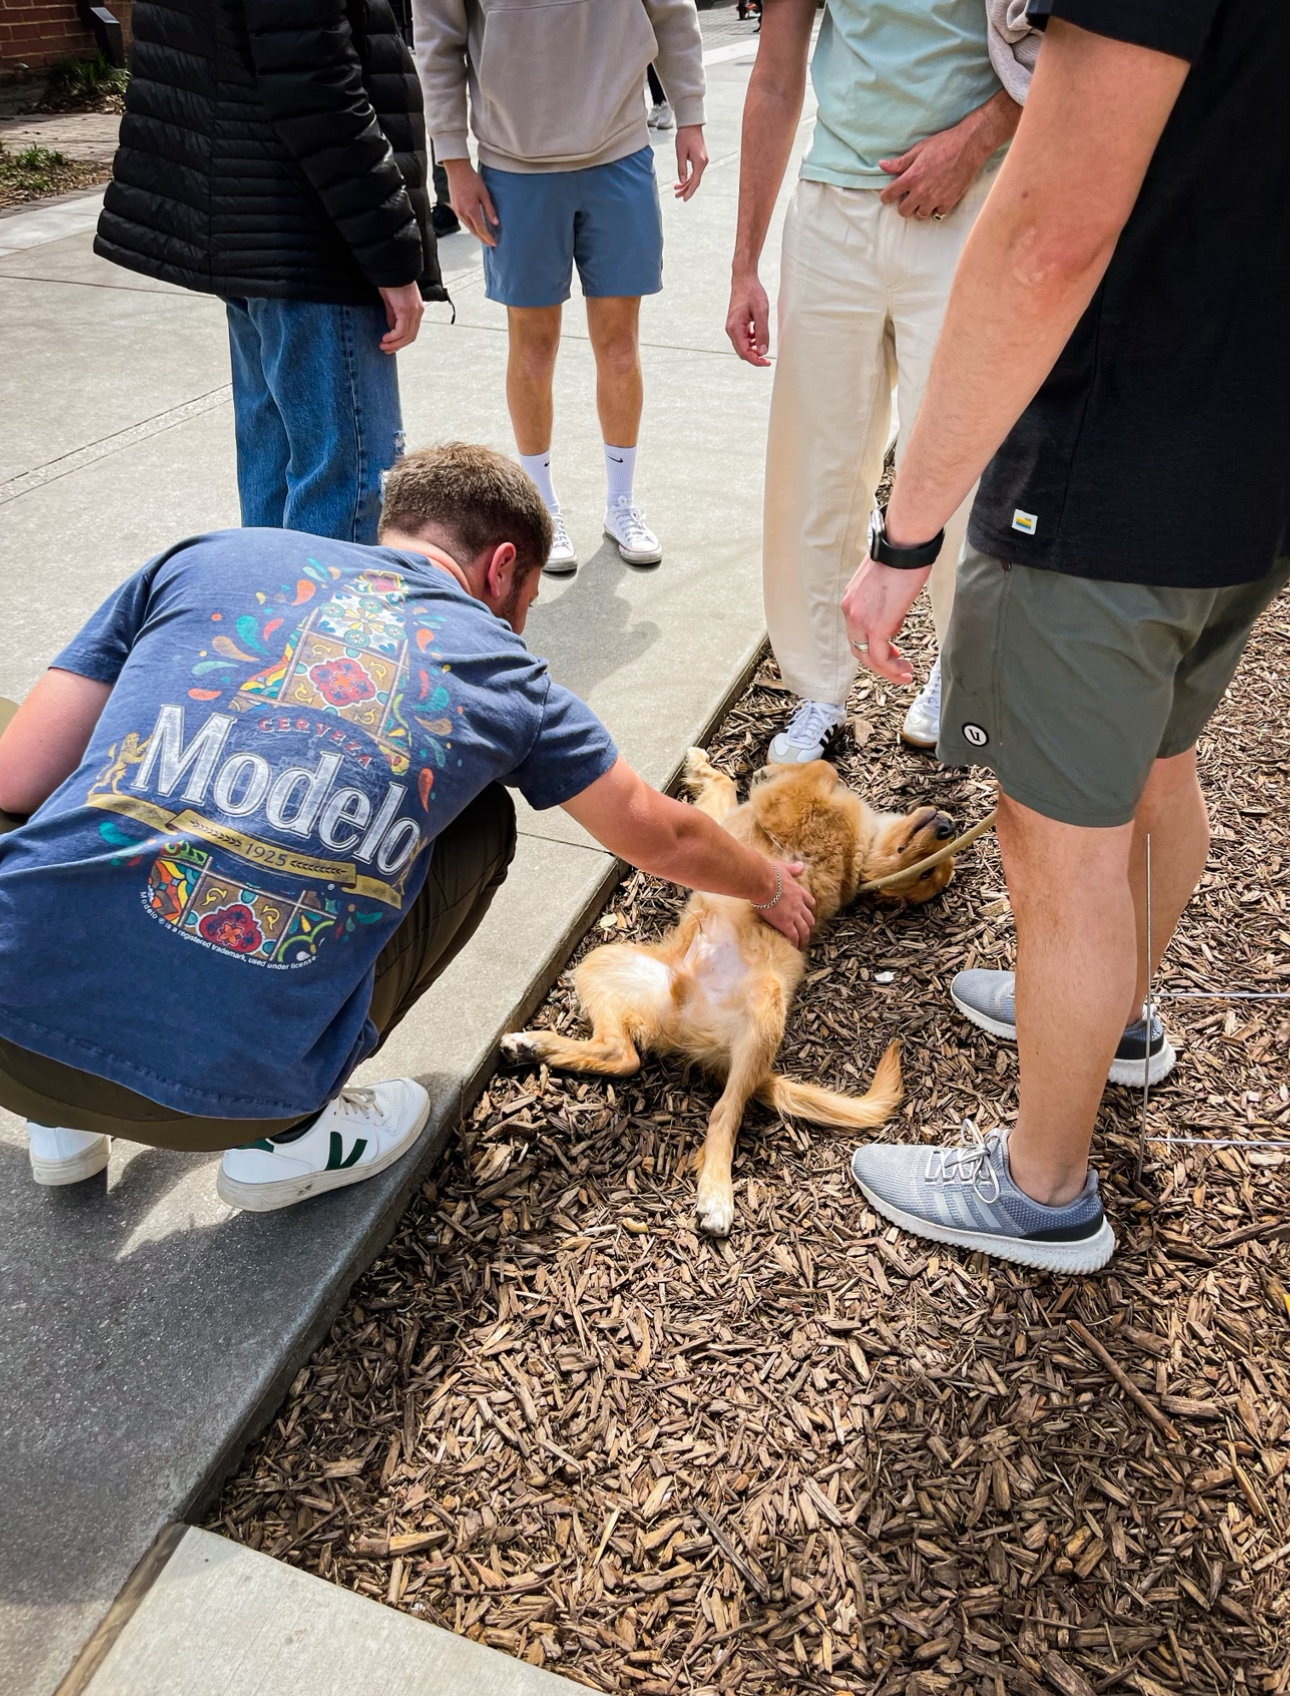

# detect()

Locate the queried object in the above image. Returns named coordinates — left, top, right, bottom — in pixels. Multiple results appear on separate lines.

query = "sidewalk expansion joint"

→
left=0, top=271, right=194, bottom=296
left=0, top=385, right=233, bottom=506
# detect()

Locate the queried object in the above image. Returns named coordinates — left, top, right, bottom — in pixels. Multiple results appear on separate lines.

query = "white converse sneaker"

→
left=767, top=698, right=845, bottom=763
left=647, top=99, right=674, bottom=130
left=216, top=1079, right=430, bottom=1213
left=27, top=1123, right=111, bottom=1186
left=901, top=654, right=942, bottom=750
left=544, top=511, right=578, bottom=575
left=604, top=497, right=663, bottom=566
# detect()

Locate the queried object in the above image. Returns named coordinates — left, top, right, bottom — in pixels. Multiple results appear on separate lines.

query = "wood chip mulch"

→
left=209, top=587, right=1290, bottom=1696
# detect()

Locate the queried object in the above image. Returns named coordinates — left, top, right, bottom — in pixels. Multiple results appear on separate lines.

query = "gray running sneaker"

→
left=850, top=1123, right=1114, bottom=1273
left=951, top=968, right=1176, bottom=1088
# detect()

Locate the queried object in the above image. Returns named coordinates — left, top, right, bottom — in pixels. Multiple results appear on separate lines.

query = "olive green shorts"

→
left=939, top=547, right=1290, bottom=828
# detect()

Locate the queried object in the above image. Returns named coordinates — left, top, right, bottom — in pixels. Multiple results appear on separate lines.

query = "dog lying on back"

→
left=501, top=750, right=956, bottom=1236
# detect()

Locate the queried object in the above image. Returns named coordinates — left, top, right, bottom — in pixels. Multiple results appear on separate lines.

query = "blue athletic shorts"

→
left=480, top=147, right=664, bottom=308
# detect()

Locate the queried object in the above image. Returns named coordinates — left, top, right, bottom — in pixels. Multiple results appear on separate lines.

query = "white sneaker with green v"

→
left=217, top=1078, right=430, bottom=1212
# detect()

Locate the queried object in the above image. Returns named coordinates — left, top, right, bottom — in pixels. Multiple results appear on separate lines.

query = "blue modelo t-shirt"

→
left=0, top=530, right=617, bottom=1119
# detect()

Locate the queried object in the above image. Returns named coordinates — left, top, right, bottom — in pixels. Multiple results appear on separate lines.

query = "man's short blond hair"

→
left=380, top=442, right=552, bottom=576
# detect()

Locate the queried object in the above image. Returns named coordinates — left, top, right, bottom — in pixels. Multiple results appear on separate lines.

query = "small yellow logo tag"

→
left=1011, top=509, right=1037, bottom=535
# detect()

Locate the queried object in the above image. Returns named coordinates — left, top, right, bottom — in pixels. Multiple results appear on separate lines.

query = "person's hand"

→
left=726, top=267, right=772, bottom=366
left=878, top=123, right=983, bottom=220
left=674, top=124, right=708, bottom=200
left=757, top=859, right=815, bottom=949
left=840, top=557, right=931, bottom=685
left=377, top=283, right=424, bottom=353
left=443, top=157, right=499, bottom=246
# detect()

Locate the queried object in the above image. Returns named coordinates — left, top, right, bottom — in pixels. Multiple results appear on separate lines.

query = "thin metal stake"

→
left=1135, top=833, right=1153, bottom=1181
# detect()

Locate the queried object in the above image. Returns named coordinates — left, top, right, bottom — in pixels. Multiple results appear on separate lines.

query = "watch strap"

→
left=869, top=505, right=944, bottom=570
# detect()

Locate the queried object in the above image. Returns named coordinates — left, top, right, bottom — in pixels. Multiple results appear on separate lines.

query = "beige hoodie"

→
left=414, top=0, right=706, bottom=174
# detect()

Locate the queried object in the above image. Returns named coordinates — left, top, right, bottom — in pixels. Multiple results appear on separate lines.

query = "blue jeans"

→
left=224, top=298, right=405, bottom=544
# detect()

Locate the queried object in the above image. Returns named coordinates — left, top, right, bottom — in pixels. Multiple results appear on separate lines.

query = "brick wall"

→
left=0, top=0, right=132, bottom=70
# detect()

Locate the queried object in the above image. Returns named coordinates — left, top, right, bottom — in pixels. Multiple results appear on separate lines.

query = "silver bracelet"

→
left=750, top=864, right=783, bottom=910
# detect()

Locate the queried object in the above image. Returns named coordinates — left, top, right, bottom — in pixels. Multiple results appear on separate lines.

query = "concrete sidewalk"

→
left=73, top=1527, right=589, bottom=1696
left=0, top=41, right=815, bottom=1696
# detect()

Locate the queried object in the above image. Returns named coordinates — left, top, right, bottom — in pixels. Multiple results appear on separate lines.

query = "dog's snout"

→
left=934, top=814, right=956, bottom=840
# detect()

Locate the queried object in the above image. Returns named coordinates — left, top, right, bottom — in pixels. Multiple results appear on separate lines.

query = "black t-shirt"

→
left=969, top=0, right=1289, bottom=588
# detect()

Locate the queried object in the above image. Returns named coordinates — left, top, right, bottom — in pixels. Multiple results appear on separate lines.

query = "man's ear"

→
left=483, top=541, right=518, bottom=603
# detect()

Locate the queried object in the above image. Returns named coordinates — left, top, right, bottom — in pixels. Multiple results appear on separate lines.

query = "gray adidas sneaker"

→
left=850, top=1123, right=1114, bottom=1273
left=951, top=968, right=1176, bottom=1088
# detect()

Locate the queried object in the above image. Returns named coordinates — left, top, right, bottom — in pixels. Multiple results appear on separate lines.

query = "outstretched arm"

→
left=841, top=17, right=1191, bottom=683
left=562, top=756, right=816, bottom=947
left=0, top=671, right=111, bottom=817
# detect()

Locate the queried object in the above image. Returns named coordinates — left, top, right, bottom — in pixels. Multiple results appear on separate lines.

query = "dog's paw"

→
left=694, top=1170, right=735, bottom=1237
left=682, top=746, right=718, bottom=794
left=499, top=1031, right=542, bottom=1066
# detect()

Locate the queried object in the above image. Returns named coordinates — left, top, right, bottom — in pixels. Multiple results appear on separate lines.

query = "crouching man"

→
left=0, top=444, right=812, bottom=1211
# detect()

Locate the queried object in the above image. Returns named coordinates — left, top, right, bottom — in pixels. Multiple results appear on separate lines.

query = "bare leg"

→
left=997, top=795, right=1135, bottom=1206
left=585, top=296, right=643, bottom=447
left=1128, top=746, right=1209, bottom=1008
left=506, top=305, right=562, bottom=456
left=694, top=975, right=785, bottom=1236
left=1000, top=749, right=1212, bottom=1206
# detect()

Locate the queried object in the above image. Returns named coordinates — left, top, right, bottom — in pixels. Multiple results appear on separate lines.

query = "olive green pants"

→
left=0, top=706, right=516, bottom=1151
left=939, top=550, right=1290, bottom=827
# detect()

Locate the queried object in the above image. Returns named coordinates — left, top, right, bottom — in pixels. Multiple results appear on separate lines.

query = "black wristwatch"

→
left=867, top=504, right=944, bottom=569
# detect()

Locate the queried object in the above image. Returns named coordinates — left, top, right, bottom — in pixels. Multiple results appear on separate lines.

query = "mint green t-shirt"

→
left=803, top=0, right=1002, bottom=190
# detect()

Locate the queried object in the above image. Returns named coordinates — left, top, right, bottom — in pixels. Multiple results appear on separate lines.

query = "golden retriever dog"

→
left=501, top=750, right=956, bottom=1236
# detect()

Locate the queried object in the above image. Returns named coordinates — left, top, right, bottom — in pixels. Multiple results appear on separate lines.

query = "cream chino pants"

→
left=764, top=168, right=994, bottom=707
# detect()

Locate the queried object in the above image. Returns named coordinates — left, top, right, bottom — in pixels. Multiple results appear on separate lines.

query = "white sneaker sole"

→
left=900, top=722, right=938, bottom=750
left=604, top=529, right=662, bottom=567
left=543, top=552, right=578, bottom=576
left=216, top=1096, right=431, bottom=1213
left=767, top=743, right=829, bottom=764
left=30, top=1135, right=111, bottom=1186
left=950, top=991, right=1177, bottom=1089
left=852, top=1174, right=1117, bottom=1274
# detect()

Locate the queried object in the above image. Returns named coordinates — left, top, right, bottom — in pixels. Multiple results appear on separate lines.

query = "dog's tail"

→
left=756, top=1040, right=902, bottom=1129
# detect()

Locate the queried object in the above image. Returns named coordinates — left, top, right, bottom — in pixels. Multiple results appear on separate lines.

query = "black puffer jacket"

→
left=95, top=0, right=445, bottom=305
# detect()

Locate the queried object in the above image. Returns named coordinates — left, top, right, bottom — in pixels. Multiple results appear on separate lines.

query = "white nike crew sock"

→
left=604, top=443, right=638, bottom=509
left=519, top=450, right=559, bottom=514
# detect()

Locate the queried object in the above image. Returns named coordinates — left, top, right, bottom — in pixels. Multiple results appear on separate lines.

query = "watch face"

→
left=867, top=508, right=882, bottom=557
